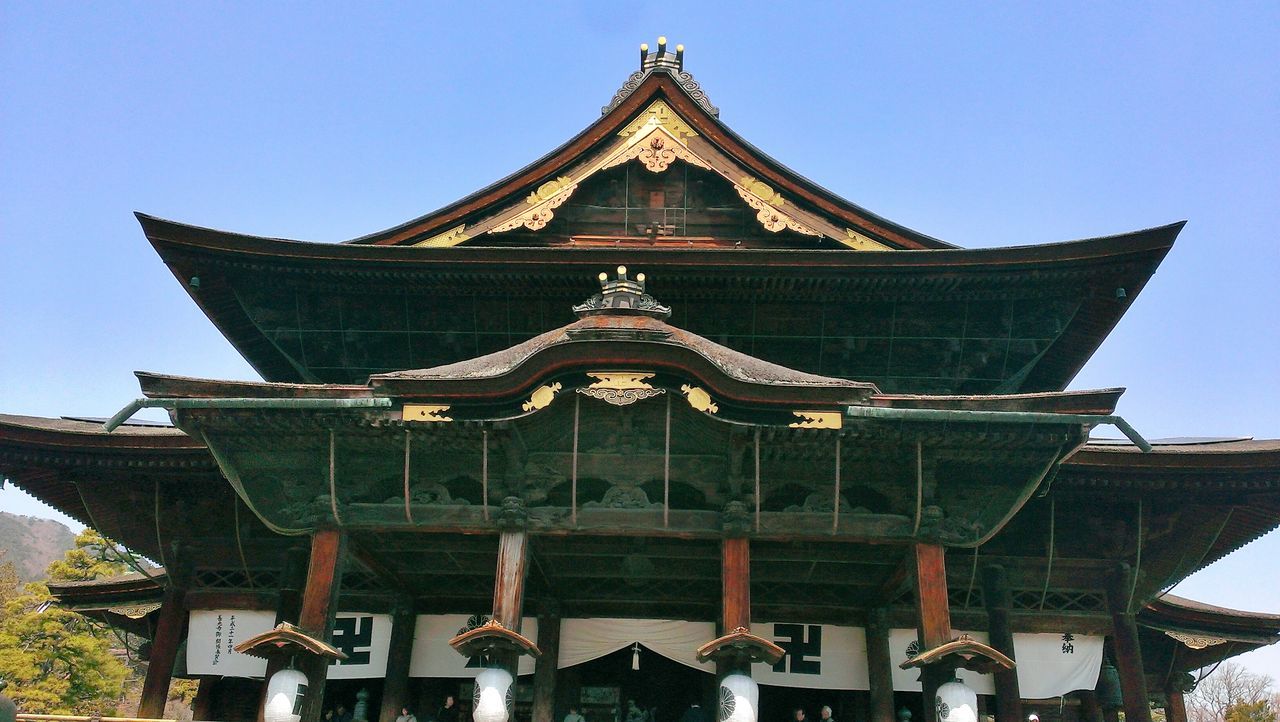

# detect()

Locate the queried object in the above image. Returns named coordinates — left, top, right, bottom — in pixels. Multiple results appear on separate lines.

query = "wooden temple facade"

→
left=3, top=40, right=1279, bottom=722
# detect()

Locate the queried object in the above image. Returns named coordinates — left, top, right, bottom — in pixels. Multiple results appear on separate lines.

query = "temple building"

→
left=3, top=39, right=1278, bottom=722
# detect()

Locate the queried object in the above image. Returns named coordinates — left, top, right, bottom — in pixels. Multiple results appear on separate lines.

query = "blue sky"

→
left=2, top=1, right=1278, bottom=681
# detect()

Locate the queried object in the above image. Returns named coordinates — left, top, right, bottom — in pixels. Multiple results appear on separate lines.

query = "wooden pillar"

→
left=260, top=545, right=310, bottom=722
left=719, top=536, right=752, bottom=678
left=913, top=543, right=952, bottom=722
left=866, top=607, right=896, bottom=722
left=492, top=528, right=530, bottom=678
left=980, top=565, right=1022, bottom=722
left=298, top=528, right=348, bottom=722
left=1165, top=689, right=1188, bottom=722
left=191, top=677, right=218, bottom=721
left=1077, top=691, right=1104, bottom=722
left=532, top=610, right=562, bottom=722
left=379, top=598, right=418, bottom=722
left=138, top=583, right=187, bottom=718
left=1106, top=565, right=1151, bottom=722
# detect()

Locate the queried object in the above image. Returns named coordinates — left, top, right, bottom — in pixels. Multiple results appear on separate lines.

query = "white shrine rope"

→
left=187, top=612, right=1102, bottom=697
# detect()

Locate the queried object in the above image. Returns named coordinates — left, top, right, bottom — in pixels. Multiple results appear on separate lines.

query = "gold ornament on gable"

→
left=618, top=100, right=698, bottom=140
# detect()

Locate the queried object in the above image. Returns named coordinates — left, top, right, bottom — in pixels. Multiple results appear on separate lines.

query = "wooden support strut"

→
left=137, top=583, right=187, bottom=719
left=492, top=529, right=530, bottom=673
left=379, top=599, right=418, bottom=722
left=866, top=608, right=896, bottom=722
left=1106, top=564, right=1152, bottom=722
left=720, top=536, right=752, bottom=677
left=297, top=528, right=347, bottom=722
left=1165, top=689, right=1188, bottom=722
left=981, top=565, right=1023, bottom=722
left=914, top=543, right=952, bottom=722
left=532, top=611, right=562, bottom=722
left=258, top=545, right=309, bottom=722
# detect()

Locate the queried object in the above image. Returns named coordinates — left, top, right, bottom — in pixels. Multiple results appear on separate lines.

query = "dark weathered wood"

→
left=493, top=530, right=529, bottom=631
left=1106, top=565, right=1152, bottom=722
left=981, top=565, right=1023, bottom=722
left=259, top=546, right=309, bottom=722
left=138, top=584, right=186, bottom=719
left=379, top=600, right=417, bottom=722
left=866, top=607, right=895, bottom=722
left=914, top=543, right=952, bottom=722
left=1165, top=689, right=1188, bottom=722
left=191, top=677, right=217, bottom=721
left=1077, top=691, right=1104, bottom=722
left=298, top=528, right=347, bottom=722
left=532, top=611, right=562, bottom=722
left=185, top=589, right=278, bottom=611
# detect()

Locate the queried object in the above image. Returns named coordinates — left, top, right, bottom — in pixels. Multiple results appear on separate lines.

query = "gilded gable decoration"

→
left=618, top=100, right=698, bottom=141
left=415, top=225, right=469, bottom=248
left=602, top=129, right=709, bottom=174
left=735, top=178, right=822, bottom=236
left=491, top=182, right=578, bottom=233
left=842, top=228, right=891, bottom=251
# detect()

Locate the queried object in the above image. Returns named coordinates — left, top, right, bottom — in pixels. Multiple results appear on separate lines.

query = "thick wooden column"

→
left=1165, top=689, right=1188, bottom=722
left=191, top=677, right=218, bottom=721
left=298, top=528, right=348, bottom=722
left=1106, top=565, right=1152, bottom=722
left=913, top=543, right=952, bottom=722
left=259, top=545, right=310, bottom=722
left=492, top=529, right=530, bottom=678
left=719, top=536, right=752, bottom=678
left=866, top=608, right=896, bottom=722
left=138, top=583, right=187, bottom=718
left=980, top=565, right=1022, bottom=722
left=1077, top=691, right=1104, bottom=722
left=532, top=609, right=562, bottom=722
left=379, top=598, right=418, bottom=722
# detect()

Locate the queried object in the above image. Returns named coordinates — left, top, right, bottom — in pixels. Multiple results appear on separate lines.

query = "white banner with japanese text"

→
left=186, top=611, right=392, bottom=679
left=189, top=610, right=1101, bottom=696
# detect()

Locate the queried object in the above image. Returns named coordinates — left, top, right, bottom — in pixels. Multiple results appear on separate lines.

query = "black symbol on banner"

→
left=771, top=623, right=821, bottom=675
left=1061, top=633, right=1075, bottom=654
left=330, top=616, right=374, bottom=665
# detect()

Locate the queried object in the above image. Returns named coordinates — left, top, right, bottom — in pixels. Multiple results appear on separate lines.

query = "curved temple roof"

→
left=132, top=42, right=1182, bottom=394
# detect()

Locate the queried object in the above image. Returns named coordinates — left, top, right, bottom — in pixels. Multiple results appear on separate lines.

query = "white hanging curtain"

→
left=558, top=618, right=715, bottom=670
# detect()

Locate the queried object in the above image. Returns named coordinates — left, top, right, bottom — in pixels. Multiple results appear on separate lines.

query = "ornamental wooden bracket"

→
left=695, top=626, right=785, bottom=666
left=898, top=634, right=1015, bottom=675
left=232, top=621, right=348, bottom=661
left=448, top=618, right=542, bottom=659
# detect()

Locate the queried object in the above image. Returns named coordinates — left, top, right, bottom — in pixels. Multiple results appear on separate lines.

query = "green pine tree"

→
left=0, top=530, right=132, bottom=713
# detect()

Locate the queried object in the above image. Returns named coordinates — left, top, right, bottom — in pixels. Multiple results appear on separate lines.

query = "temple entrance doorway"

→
left=563, top=644, right=711, bottom=722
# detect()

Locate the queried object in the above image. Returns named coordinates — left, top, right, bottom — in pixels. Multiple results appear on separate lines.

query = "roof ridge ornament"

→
left=603, top=38, right=719, bottom=117
left=572, top=266, right=672, bottom=319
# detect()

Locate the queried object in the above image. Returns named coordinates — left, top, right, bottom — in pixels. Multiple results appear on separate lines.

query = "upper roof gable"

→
left=348, top=42, right=953, bottom=250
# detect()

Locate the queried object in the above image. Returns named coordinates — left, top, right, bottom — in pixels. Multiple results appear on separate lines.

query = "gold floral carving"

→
left=522, top=382, right=563, bottom=412
left=108, top=602, right=162, bottom=619
left=842, top=228, right=891, bottom=251
left=586, top=372, right=657, bottom=390
left=491, top=185, right=577, bottom=233
left=602, top=129, right=710, bottom=174
left=618, top=100, right=698, bottom=140
left=1164, top=631, right=1227, bottom=649
left=739, top=175, right=784, bottom=205
left=527, top=176, right=575, bottom=204
left=403, top=404, right=453, bottom=423
left=789, top=411, right=843, bottom=429
left=579, top=372, right=666, bottom=406
left=680, top=384, right=719, bottom=414
left=415, top=225, right=470, bottom=248
left=735, top=183, right=822, bottom=236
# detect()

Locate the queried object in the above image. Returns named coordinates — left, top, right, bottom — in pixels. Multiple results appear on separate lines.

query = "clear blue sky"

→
left=2, top=1, right=1278, bottom=682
